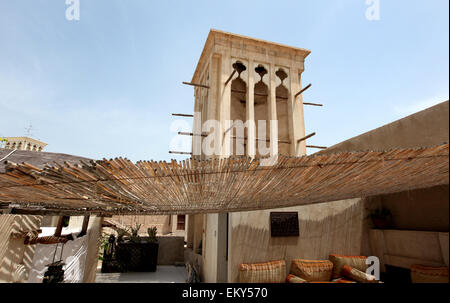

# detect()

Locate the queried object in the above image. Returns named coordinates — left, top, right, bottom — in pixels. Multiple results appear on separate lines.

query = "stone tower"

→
left=186, top=30, right=312, bottom=283
left=3, top=137, right=47, bottom=152
left=190, top=29, right=311, bottom=159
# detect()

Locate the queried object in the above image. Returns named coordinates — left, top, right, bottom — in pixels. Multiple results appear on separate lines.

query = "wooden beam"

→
left=303, top=102, right=323, bottom=107
left=54, top=216, right=65, bottom=237
left=295, top=83, right=312, bottom=98
left=169, top=151, right=192, bottom=155
left=172, top=113, right=194, bottom=118
left=4, top=208, right=100, bottom=216
left=78, top=215, right=90, bottom=237
left=182, top=82, right=210, bottom=89
left=307, top=145, right=327, bottom=149
left=178, top=132, right=207, bottom=137
left=225, top=70, right=237, bottom=86
left=297, top=132, right=316, bottom=143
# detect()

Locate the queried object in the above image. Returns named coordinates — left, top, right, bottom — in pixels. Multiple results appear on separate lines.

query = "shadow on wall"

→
left=229, top=198, right=370, bottom=282
left=0, top=215, right=42, bottom=282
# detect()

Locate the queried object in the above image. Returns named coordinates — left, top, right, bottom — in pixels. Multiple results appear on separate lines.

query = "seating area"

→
left=238, top=254, right=450, bottom=283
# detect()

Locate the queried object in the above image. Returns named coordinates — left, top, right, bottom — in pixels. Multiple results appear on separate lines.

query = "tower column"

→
left=246, top=59, right=256, bottom=158
left=290, top=64, right=307, bottom=156
left=268, top=63, right=278, bottom=156
left=220, top=51, right=232, bottom=157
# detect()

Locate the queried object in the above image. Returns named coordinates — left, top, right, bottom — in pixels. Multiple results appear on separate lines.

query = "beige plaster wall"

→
left=0, top=215, right=42, bottom=282
left=156, top=236, right=184, bottom=265
left=228, top=199, right=367, bottom=282
left=369, top=229, right=449, bottom=271
left=64, top=215, right=104, bottom=282
left=203, top=213, right=218, bottom=283
left=368, top=185, right=449, bottom=232
left=111, top=215, right=172, bottom=235
left=81, top=216, right=103, bottom=283
left=322, top=101, right=449, bottom=154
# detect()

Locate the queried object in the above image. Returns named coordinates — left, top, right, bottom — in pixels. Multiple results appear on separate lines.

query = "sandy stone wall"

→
left=0, top=215, right=42, bottom=282
left=227, top=198, right=367, bottom=282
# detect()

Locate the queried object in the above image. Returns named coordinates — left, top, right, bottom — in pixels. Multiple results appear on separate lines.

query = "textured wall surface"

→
left=228, top=199, right=367, bottom=282
left=368, top=185, right=449, bottom=232
left=322, top=101, right=449, bottom=153
left=82, top=216, right=103, bottom=283
left=0, top=215, right=42, bottom=282
left=156, top=236, right=185, bottom=265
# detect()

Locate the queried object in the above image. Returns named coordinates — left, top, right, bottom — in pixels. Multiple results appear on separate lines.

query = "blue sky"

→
left=0, top=0, right=448, bottom=161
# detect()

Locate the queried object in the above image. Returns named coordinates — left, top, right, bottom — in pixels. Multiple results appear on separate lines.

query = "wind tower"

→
left=187, top=29, right=311, bottom=159
left=183, top=30, right=314, bottom=283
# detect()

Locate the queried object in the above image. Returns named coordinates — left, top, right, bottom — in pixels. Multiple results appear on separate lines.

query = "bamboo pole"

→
left=297, top=132, right=316, bottom=143
left=306, top=145, right=327, bottom=149
left=182, top=82, right=210, bottom=89
left=295, top=83, right=312, bottom=98
left=172, top=113, right=194, bottom=117
left=303, top=102, right=323, bottom=107
left=169, top=151, right=193, bottom=155
left=225, top=70, right=237, bottom=86
left=178, top=132, right=208, bottom=137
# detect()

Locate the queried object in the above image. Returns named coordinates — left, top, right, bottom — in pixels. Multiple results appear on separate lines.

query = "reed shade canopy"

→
left=0, top=144, right=448, bottom=216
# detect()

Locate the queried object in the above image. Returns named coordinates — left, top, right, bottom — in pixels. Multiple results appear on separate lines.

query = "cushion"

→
left=238, top=260, right=286, bottom=283
left=341, top=265, right=379, bottom=283
left=332, top=278, right=357, bottom=283
left=329, top=254, right=368, bottom=278
left=411, top=264, right=449, bottom=283
left=290, top=259, right=333, bottom=282
left=286, top=274, right=307, bottom=283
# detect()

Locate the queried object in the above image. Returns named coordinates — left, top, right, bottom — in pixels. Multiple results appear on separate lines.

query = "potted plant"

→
left=130, top=223, right=142, bottom=243
left=115, top=224, right=159, bottom=272
left=115, top=223, right=142, bottom=271
left=143, top=227, right=159, bottom=272
left=369, top=208, right=393, bottom=229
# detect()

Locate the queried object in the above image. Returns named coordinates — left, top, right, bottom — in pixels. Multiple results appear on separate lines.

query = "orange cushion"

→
left=286, top=274, right=307, bottom=283
left=238, top=260, right=286, bottom=283
left=329, top=254, right=368, bottom=278
left=341, top=265, right=378, bottom=283
left=411, top=264, right=449, bottom=283
left=290, top=259, right=333, bottom=282
left=332, top=278, right=357, bottom=283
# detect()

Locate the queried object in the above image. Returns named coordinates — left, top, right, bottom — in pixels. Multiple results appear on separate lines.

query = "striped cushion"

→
left=341, top=265, right=378, bottom=283
left=238, top=260, right=286, bottom=283
left=411, top=265, right=449, bottom=283
left=329, top=254, right=368, bottom=278
left=290, top=259, right=333, bottom=282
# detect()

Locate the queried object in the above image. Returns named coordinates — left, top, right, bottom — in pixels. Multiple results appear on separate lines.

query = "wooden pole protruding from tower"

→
left=295, top=83, right=312, bottom=98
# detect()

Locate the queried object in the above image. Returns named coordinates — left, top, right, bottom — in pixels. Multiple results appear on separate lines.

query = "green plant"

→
left=147, top=226, right=158, bottom=243
left=0, top=137, right=7, bottom=148
left=129, top=223, right=142, bottom=243
left=117, top=228, right=129, bottom=243
left=98, top=233, right=111, bottom=261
